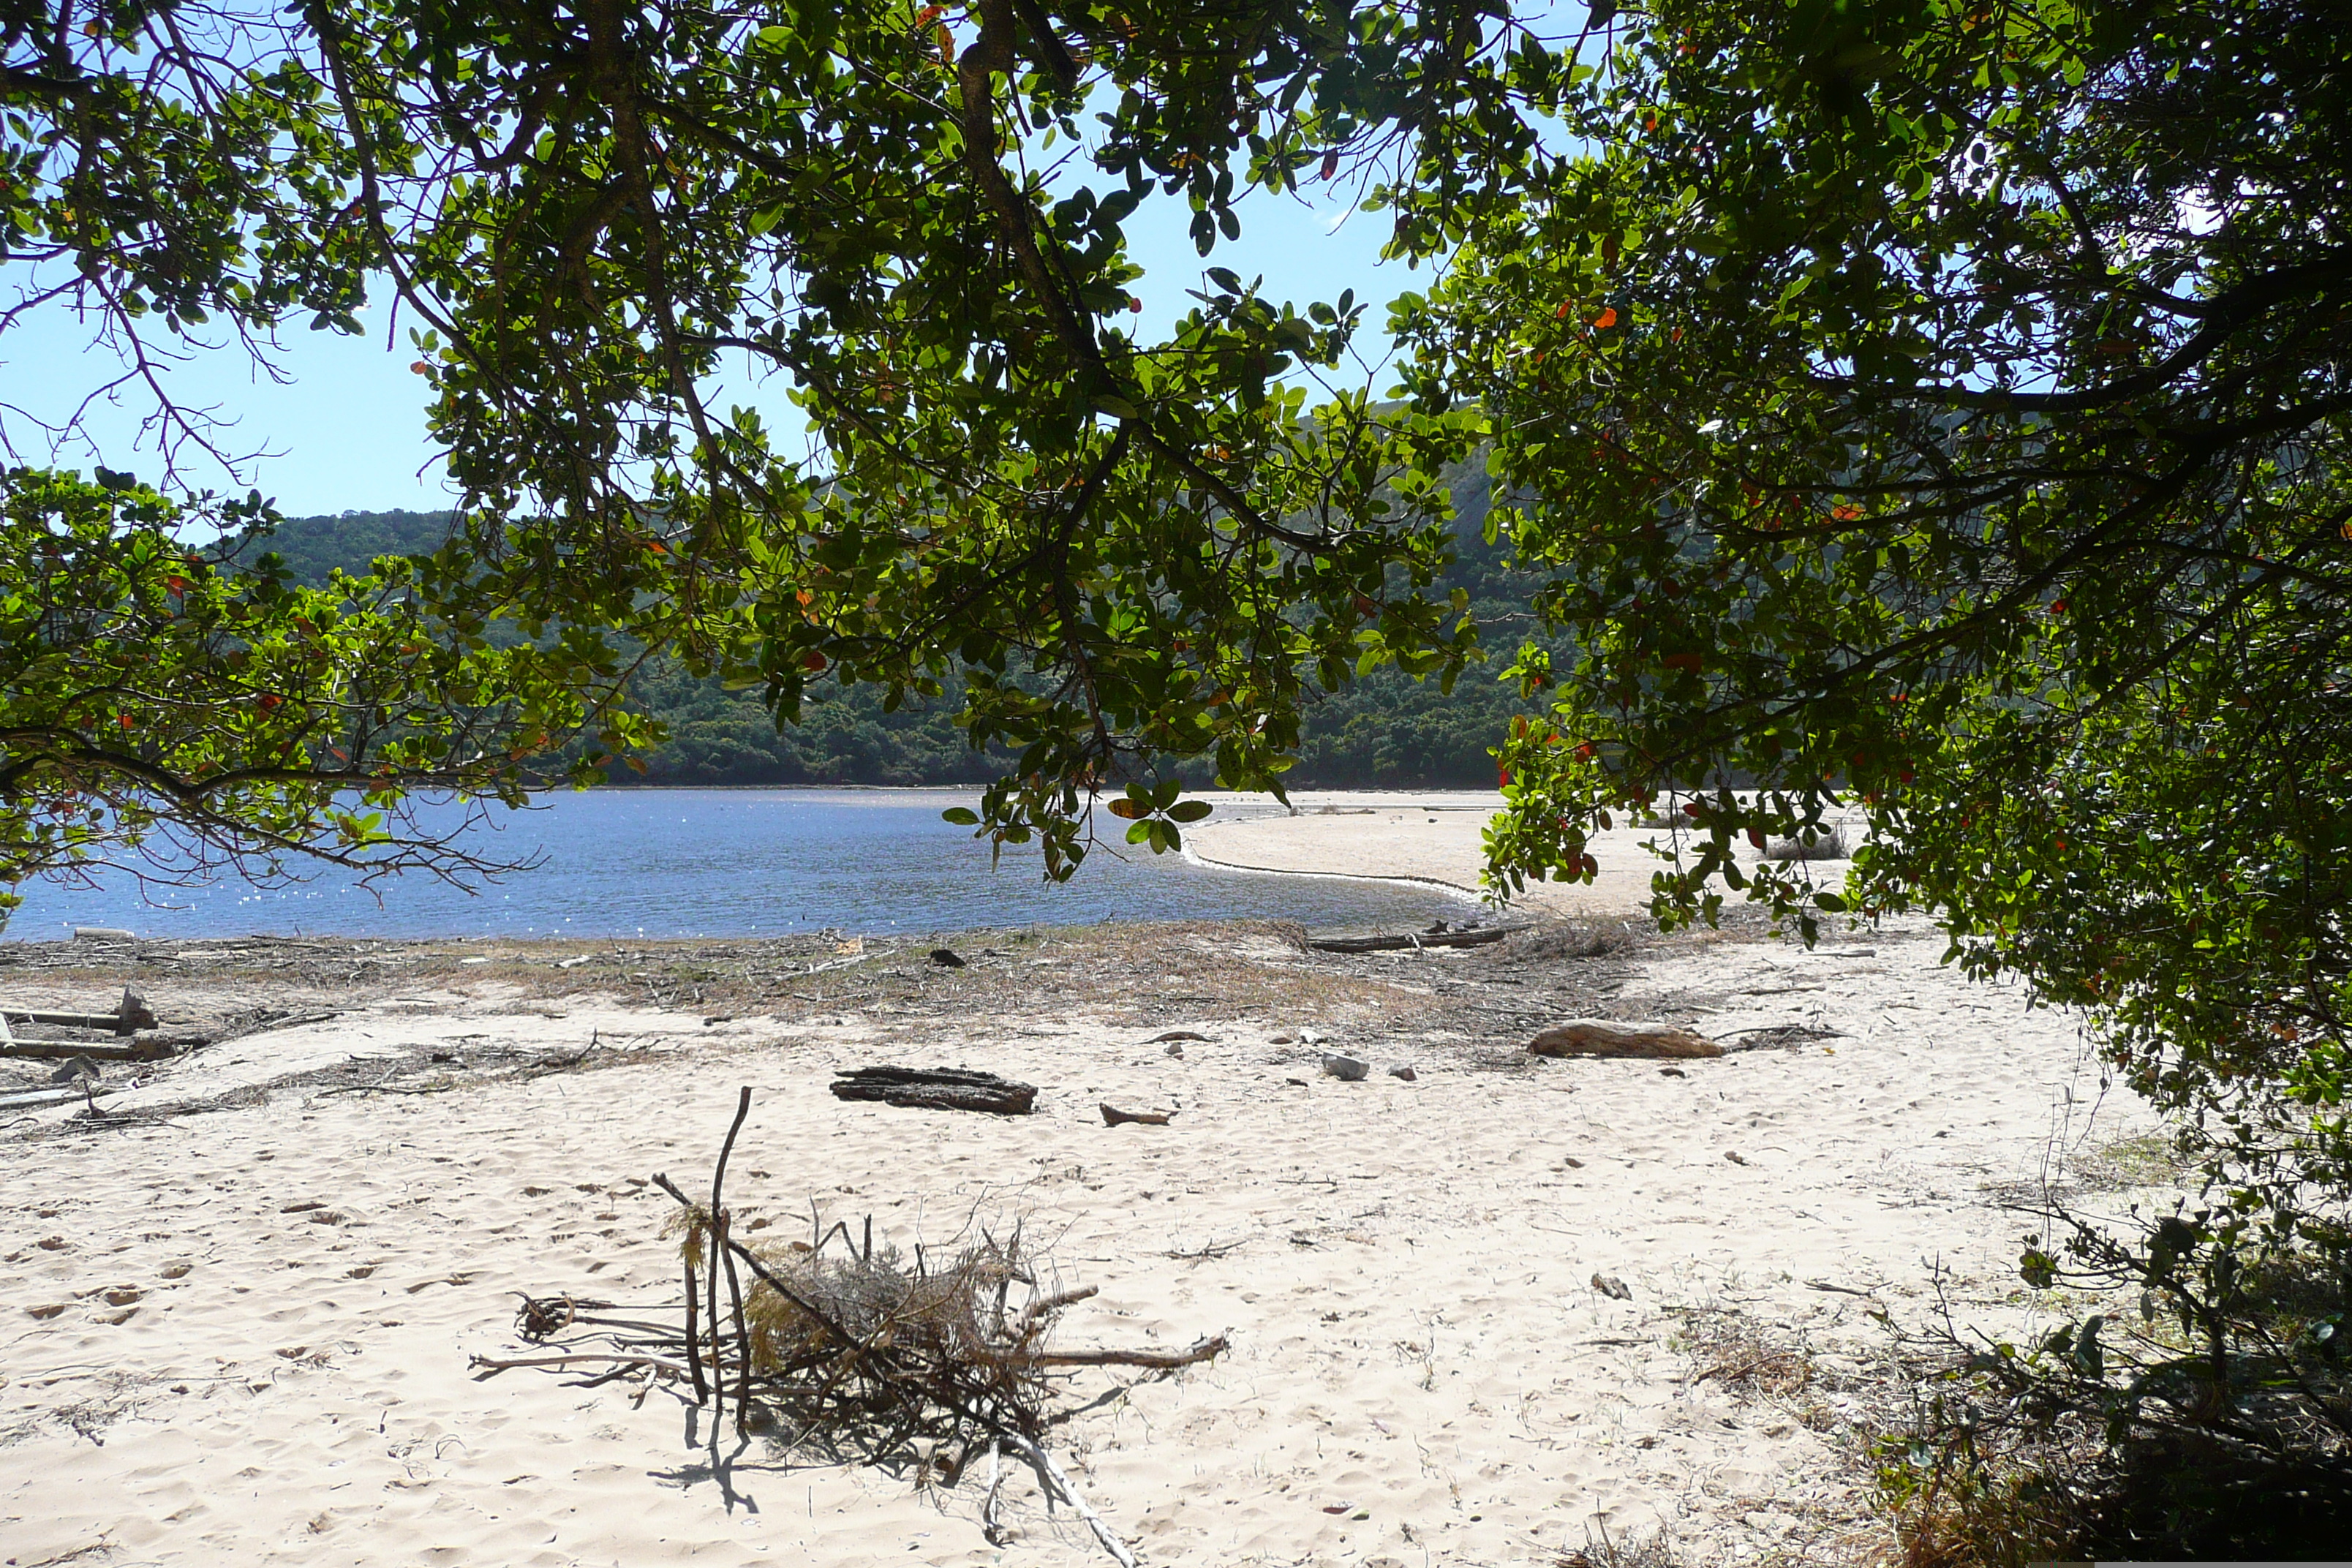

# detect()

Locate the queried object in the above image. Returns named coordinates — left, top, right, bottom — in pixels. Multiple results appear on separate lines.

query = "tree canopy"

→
left=8, top=0, right=2343, bottom=934
left=1445, top=0, right=2352, bottom=1252
left=1420, top=0, right=2352, bottom=1531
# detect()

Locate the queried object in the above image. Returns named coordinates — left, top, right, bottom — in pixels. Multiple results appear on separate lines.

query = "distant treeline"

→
left=257, top=463, right=1551, bottom=790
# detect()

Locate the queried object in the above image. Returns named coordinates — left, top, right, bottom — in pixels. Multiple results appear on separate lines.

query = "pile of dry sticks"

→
left=472, top=1087, right=1227, bottom=1564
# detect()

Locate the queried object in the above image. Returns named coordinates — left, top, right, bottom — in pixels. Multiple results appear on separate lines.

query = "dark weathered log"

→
left=830, top=1066, right=1037, bottom=1115
left=0, top=1036, right=183, bottom=1063
left=1305, top=924, right=1521, bottom=954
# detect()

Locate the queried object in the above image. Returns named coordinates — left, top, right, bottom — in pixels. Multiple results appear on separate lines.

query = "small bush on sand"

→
left=1512, top=919, right=1641, bottom=961
left=1880, top=1209, right=2352, bottom=1564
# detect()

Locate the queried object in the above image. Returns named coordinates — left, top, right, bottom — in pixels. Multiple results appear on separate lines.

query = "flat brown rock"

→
left=1529, top=1019, right=1722, bottom=1060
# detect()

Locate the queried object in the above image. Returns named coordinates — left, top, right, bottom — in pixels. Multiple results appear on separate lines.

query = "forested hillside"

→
left=257, top=462, right=1546, bottom=790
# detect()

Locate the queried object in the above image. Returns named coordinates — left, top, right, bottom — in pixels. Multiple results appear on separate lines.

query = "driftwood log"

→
left=1, top=987, right=159, bottom=1036
left=1529, top=1019, right=1724, bottom=1059
left=830, top=1066, right=1037, bottom=1115
left=1099, top=1103, right=1172, bottom=1128
left=0, top=1033, right=195, bottom=1063
left=1306, top=925, right=1521, bottom=954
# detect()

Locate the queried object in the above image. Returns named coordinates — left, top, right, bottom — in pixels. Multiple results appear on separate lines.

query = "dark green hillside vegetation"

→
left=240, top=509, right=459, bottom=587
left=257, top=477, right=1550, bottom=790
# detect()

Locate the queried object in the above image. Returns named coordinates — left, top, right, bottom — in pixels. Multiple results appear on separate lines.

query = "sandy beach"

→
left=1, top=808, right=2157, bottom=1567
left=1186, top=791, right=1866, bottom=919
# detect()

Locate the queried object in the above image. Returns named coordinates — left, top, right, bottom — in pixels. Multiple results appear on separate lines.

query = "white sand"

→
left=1, top=901, right=2152, bottom=1565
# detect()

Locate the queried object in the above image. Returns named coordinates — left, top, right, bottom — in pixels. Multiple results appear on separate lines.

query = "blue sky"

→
left=2, top=174, right=1438, bottom=519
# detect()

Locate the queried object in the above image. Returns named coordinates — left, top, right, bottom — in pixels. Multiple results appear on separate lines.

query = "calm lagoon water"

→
left=4, top=788, right=1461, bottom=941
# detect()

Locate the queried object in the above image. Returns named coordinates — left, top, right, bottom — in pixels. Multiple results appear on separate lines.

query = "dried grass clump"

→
left=738, top=1226, right=1074, bottom=1420
left=1672, top=1306, right=1847, bottom=1433
left=1765, top=826, right=1850, bottom=862
left=1690, top=1329, right=1815, bottom=1401
left=1512, top=919, right=1642, bottom=962
left=1558, top=1523, right=1695, bottom=1567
